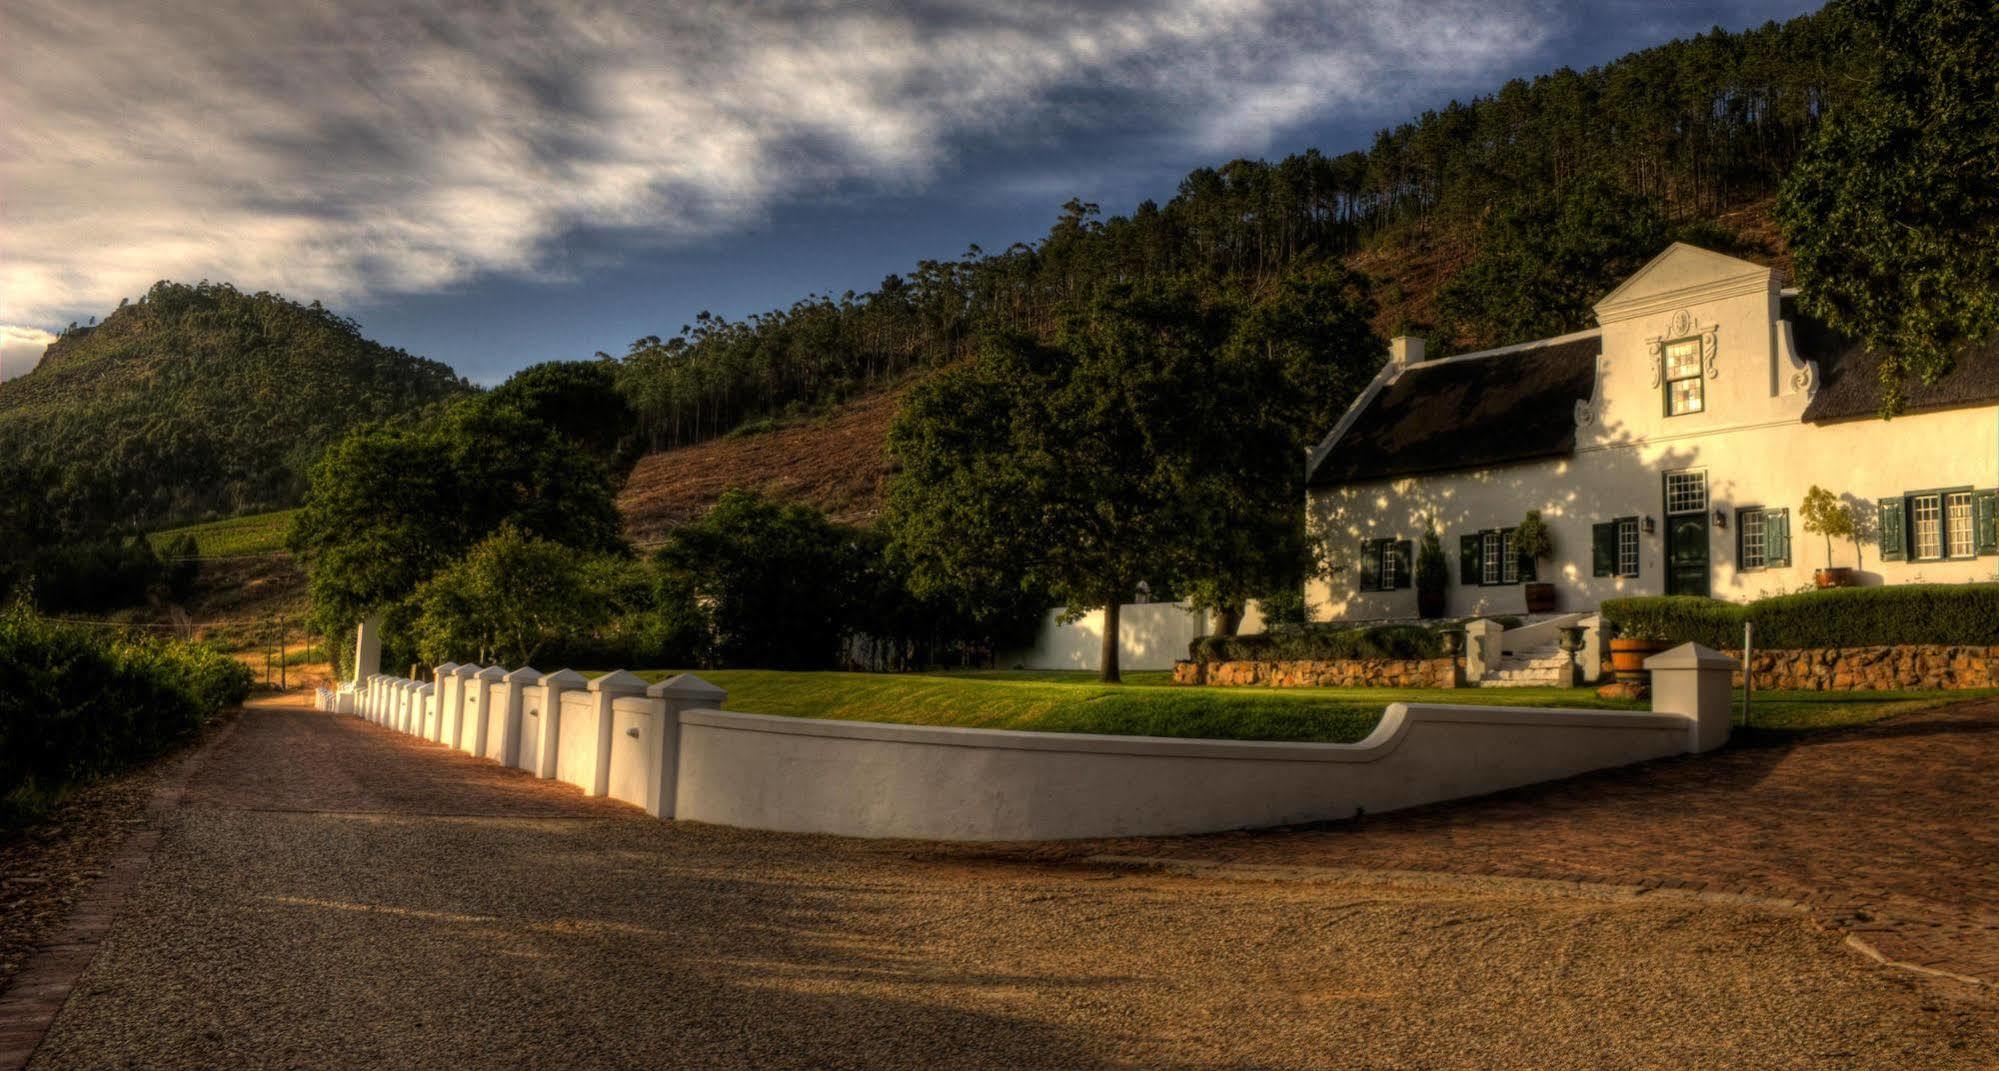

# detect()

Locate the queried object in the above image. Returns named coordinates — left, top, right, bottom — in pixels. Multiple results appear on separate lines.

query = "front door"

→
left=1665, top=469, right=1710, bottom=597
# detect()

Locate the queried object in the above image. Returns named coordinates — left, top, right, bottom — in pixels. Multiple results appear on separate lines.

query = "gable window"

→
left=1737, top=507, right=1789, bottom=570
left=1591, top=517, right=1641, bottom=578
left=1359, top=538, right=1411, bottom=591
left=1664, top=338, right=1704, bottom=416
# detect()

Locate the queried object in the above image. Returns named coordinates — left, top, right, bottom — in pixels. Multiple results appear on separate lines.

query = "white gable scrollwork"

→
left=1575, top=357, right=1610, bottom=430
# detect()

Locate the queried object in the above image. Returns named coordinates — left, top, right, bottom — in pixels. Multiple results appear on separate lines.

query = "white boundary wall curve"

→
left=317, top=643, right=1735, bottom=842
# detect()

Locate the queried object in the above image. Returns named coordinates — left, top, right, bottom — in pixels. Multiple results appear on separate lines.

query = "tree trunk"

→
left=1213, top=604, right=1244, bottom=638
left=1098, top=600, right=1123, bottom=685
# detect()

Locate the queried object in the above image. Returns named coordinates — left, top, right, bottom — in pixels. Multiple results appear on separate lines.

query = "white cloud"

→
left=0, top=325, right=57, bottom=381
left=0, top=0, right=1550, bottom=328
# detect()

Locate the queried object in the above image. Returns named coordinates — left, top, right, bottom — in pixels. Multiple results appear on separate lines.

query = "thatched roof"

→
left=1795, top=295, right=1999, bottom=423
left=1307, top=334, right=1601, bottom=488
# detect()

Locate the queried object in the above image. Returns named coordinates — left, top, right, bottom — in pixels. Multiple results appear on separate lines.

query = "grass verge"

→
left=602, top=669, right=1994, bottom=743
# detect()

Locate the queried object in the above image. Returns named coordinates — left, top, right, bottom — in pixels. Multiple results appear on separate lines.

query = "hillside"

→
left=619, top=388, right=903, bottom=543
left=0, top=281, right=469, bottom=533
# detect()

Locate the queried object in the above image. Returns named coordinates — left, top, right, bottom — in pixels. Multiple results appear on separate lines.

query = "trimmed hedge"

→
left=1602, top=584, right=1999, bottom=650
left=1, top=610, right=252, bottom=825
left=1188, top=617, right=1522, bottom=663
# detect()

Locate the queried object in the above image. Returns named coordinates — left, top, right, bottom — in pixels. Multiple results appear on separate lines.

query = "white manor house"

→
left=1304, top=242, right=1999, bottom=622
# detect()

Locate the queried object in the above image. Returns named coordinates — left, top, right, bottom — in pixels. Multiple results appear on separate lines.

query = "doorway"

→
left=1665, top=469, right=1710, bottom=597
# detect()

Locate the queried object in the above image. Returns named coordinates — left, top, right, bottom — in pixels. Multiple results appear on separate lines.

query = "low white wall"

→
left=672, top=702, right=1693, bottom=841
left=329, top=645, right=1733, bottom=842
left=1006, top=600, right=1266, bottom=672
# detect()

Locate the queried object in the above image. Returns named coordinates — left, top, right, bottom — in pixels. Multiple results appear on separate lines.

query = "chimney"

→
left=1388, top=335, right=1426, bottom=367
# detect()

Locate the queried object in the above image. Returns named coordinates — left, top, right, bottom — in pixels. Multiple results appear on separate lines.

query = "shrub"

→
left=0, top=609, right=250, bottom=825
left=1190, top=623, right=1445, bottom=663
left=1602, top=584, right=1999, bottom=650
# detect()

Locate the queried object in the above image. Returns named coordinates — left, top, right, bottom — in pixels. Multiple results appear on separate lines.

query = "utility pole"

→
left=278, top=614, right=287, bottom=691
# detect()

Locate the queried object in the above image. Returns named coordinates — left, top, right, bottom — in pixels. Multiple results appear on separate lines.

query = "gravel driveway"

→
left=25, top=702, right=1999, bottom=1070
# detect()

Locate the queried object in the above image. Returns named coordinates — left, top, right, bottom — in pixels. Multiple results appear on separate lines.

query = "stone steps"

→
left=1480, top=644, right=1574, bottom=687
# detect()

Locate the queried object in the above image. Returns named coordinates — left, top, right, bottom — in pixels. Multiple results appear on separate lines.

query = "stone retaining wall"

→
left=1172, top=658, right=1456, bottom=688
left=1726, top=645, right=1999, bottom=691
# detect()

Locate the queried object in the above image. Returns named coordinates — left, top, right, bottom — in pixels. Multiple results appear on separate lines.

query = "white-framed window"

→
left=1947, top=491, right=1975, bottom=558
left=1481, top=531, right=1502, bottom=586
left=1740, top=508, right=1766, bottom=569
left=1360, top=538, right=1408, bottom=592
left=1664, top=338, right=1704, bottom=416
left=1666, top=469, right=1707, bottom=515
left=1501, top=529, right=1518, bottom=584
left=1617, top=517, right=1640, bottom=577
left=1912, top=493, right=1943, bottom=560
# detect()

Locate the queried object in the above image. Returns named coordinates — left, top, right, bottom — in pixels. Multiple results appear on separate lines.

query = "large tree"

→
left=289, top=397, right=624, bottom=656
left=884, top=280, right=1302, bottom=683
left=1777, top=0, right=1999, bottom=413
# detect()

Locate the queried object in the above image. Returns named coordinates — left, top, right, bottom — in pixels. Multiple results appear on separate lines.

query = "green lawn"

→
left=148, top=508, right=299, bottom=558
left=605, top=669, right=1994, bottom=743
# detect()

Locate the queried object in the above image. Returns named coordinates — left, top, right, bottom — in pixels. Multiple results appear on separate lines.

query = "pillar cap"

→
left=587, top=669, right=649, bottom=694
left=1643, top=642, right=1738, bottom=670
left=474, top=665, right=507, bottom=681
left=450, top=663, right=482, bottom=678
left=541, top=668, right=588, bottom=688
left=648, top=673, right=727, bottom=704
left=503, top=666, right=544, bottom=684
left=433, top=661, right=461, bottom=675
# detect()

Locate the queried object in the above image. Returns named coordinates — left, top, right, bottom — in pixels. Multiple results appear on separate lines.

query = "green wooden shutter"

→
left=1977, top=491, right=1998, bottom=555
left=1591, top=522, right=1615, bottom=577
left=1878, top=499, right=1906, bottom=561
left=1358, top=540, right=1380, bottom=591
left=1394, top=540, right=1413, bottom=589
left=1767, top=508, right=1790, bottom=566
left=1459, top=535, right=1480, bottom=586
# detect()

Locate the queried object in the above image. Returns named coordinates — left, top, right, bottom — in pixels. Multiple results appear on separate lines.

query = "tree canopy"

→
left=1777, top=0, right=1999, bottom=413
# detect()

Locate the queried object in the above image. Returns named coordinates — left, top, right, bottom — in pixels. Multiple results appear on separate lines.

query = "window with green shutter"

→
left=1766, top=508, right=1790, bottom=566
left=1393, top=539, right=1413, bottom=590
left=1878, top=498, right=1906, bottom=561
left=1459, top=535, right=1480, bottom=586
left=1591, top=522, right=1616, bottom=577
left=1976, top=490, right=1998, bottom=555
left=1358, top=538, right=1411, bottom=592
left=1358, top=539, right=1381, bottom=591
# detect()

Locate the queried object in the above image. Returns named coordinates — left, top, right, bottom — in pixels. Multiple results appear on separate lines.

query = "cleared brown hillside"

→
left=619, top=387, right=905, bottom=542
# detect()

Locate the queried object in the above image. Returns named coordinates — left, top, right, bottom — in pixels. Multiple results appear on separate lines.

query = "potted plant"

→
left=1515, top=510, right=1557, bottom=612
left=1415, top=527, right=1448, bottom=619
left=1605, top=620, right=1670, bottom=684
left=1800, top=485, right=1857, bottom=588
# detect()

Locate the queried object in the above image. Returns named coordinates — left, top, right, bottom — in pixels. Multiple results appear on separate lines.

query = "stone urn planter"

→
left=1608, top=637, right=1669, bottom=684
left=1814, top=567, right=1856, bottom=589
left=1523, top=581, right=1557, bottom=614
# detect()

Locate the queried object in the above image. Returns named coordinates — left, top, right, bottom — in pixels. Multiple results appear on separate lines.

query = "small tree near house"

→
left=1800, top=485, right=1856, bottom=569
left=1414, top=528, right=1448, bottom=618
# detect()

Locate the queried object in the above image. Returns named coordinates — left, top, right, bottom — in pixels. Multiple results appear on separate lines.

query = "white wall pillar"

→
left=584, top=671, right=649, bottom=797
left=495, top=668, right=541, bottom=767
left=644, top=674, right=727, bottom=819
left=1463, top=619, right=1504, bottom=683
left=533, top=670, right=588, bottom=780
left=1580, top=614, right=1605, bottom=684
left=1645, top=642, right=1737, bottom=753
left=444, top=664, right=481, bottom=750
left=465, top=666, right=506, bottom=757
left=353, top=614, right=383, bottom=684
left=428, top=663, right=460, bottom=743
left=415, top=682, right=436, bottom=739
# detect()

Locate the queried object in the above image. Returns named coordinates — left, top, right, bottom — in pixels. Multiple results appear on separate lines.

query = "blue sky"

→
left=1, top=0, right=1820, bottom=384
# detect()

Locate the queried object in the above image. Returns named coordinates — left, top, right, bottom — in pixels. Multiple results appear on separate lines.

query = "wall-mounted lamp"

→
left=1713, top=508, right=1728, bottom=530
left=1643, top=516, right=1657, bottom=535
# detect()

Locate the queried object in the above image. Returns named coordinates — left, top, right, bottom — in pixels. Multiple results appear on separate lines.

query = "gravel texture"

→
left=26, top=703, right=1999, bottom=1070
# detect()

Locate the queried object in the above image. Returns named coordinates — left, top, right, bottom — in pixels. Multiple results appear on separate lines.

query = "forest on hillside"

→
left=0, top=281, right=468, bottom=536
left=612, top=11, right=1859, bottom=451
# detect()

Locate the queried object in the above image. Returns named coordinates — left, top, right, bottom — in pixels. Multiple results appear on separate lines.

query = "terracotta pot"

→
left=1417, top=588, right=1446, bottom=619
left=1609, top=637, right=1670, bottom=684
left=1814, top=567, right=1856, bottom=589
left=1524, top=582, right=1557, bottom=614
